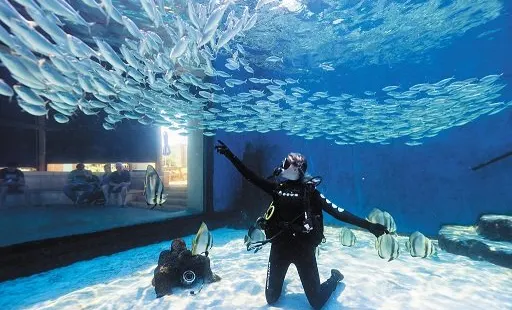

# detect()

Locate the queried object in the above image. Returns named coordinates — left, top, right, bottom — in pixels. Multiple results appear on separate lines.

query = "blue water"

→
left=0, top=0, right=511, bottom=308
left=209, top=0, right=512, bottom=236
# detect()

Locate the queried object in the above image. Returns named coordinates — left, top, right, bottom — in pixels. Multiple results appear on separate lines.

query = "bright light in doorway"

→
left=160, top=127, right=187, bottom=144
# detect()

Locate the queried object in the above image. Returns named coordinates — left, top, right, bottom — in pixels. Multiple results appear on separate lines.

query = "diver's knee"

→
left=307, top=295, right=328, bottom=310
left=265, top=288, right=280, bottom=305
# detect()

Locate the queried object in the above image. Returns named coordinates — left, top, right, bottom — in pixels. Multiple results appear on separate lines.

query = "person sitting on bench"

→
left=0, top=162, right=29, bottom=208
left=103, top=162, right=131, bottom=207
left=63, top=163, right=94, bottom=204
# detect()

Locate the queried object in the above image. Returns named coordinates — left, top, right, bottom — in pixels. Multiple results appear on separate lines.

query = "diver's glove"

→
left=267, top=166, right=283, bottom=179
left=214, top=140, right=235, bottom=159
left=368, top=223, right=389, bottom=238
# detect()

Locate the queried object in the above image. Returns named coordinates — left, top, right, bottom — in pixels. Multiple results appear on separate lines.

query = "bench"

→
left=1, top=172, right=146, bottom=208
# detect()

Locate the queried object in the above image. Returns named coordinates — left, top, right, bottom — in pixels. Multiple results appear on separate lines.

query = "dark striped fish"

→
left=338, top=227, right=356, bottom=247
left=375, top=234, right=400, bottom=262
left=192, top=222, right=213, bottom=256
left=367, top=208, right=397, bottom=233
left=144, top=165, right=166, bottom=208
left=244, top=223, right=266, bottom=253
left=405, top=231, right=435, bottom=258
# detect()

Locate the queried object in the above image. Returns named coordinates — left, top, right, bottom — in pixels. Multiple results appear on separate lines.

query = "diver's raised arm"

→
left=215, top=140, right=276, bottom=194
left=314, top=190, right=389, bottom=237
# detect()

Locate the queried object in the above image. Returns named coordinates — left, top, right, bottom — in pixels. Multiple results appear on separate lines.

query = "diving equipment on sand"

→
left=185, top=271, right=206, bottom=296
left=182, top=270, right=196, bottom=286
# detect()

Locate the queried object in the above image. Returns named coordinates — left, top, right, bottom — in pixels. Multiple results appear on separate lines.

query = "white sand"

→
left=0, top=227, right=511, bottom=310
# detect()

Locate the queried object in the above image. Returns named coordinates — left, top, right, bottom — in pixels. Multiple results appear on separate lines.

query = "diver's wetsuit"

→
left=223, top=153, right=378, bottom=309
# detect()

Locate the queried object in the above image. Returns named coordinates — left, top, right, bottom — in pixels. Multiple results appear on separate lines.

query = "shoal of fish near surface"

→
left=0, top=0, right=509, bottom=145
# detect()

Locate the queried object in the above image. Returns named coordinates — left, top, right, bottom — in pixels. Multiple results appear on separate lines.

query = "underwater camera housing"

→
left=181, top=270, right=196, bottom=286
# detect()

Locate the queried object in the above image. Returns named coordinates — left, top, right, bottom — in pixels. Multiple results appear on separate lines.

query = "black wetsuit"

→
left=224, top=153, right=380, bottom=309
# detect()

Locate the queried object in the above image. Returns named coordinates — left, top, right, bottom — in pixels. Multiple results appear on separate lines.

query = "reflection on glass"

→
left=160, top=127, right=188, bottom=187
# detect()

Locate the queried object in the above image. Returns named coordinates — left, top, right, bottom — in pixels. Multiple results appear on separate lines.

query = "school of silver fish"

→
left=0, top=0, right=509, bottom=145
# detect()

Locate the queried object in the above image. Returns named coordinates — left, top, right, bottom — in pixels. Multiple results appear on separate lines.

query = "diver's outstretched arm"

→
left=215, top=140, right=276, bottom=195
left=315, top=190, right=389, bottom=237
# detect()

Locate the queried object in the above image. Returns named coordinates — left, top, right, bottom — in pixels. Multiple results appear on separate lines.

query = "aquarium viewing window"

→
left=46, top=163, right=153, bottom=173
left=159, top=127, right=188, bottom=187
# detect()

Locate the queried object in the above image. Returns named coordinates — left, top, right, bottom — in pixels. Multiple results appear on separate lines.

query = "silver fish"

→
left=53, top=113, right=70, bottom=123
left=81, top=0, right=106, bottom=14
left=203, top=4, right=228, bottom=34
left=38, top=0, right=93, bottom=29
left=18, top=100, right=47, bottom=116
left=94, top=37, right=126, bottom=72
left=187, top=0, right=200, bottom=29
left=122, top=16, right=143, bottom=39
left=170, top=36, right=188, bottom=60
left=243, top=13, right=258, bottom=31
left=24, top=5, right=68, bottom=45
left=102, top=122, right=115, bottom=130
left=140, top=0, right=156, bottom=21
left=67, top=34, right=98, bottom=59
left=9, top=20, right=61, bottom=56
left=0, top=79, right=14, bottom=97
left=266, top=56, right=283, bottom=62
left=103, top=0, right=123, bottom=24
left=13, top=85, right=45, bottom=105
left=38, top=59, right=72, bottom=88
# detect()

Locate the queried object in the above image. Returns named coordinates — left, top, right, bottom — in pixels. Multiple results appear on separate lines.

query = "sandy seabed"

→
left=0, top=226, right=511, bottom=310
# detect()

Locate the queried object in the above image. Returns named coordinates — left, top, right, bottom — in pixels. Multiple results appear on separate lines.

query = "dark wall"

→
left=0, top=65, right=39, bottom=166
left=45, top=119, right=158, bottom=163
left=0, top=127, right=37, bottom=167
left=1, top=97, right=158, bottom=167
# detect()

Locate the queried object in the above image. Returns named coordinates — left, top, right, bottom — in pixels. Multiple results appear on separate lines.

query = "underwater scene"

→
left=0, top=0, right=511, bottom=309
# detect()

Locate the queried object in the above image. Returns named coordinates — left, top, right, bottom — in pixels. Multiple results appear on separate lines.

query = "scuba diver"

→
left=152, top=238, right=221, bottom=298
left=215, top=140, right=389, bottom=310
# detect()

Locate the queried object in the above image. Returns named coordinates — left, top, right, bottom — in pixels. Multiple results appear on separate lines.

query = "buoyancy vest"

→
left=263, top=180, right=325, bottom=246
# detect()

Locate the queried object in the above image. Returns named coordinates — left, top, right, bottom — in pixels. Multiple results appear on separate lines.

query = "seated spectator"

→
left=84, top=174, right=106, bottom=205
left=63, top=163, right=94, bottom=204
left=101, top=164, right=111, bottom=187
left=0, top=162, right=29, bottom=208
left=103, top=162, right=131, bottom=207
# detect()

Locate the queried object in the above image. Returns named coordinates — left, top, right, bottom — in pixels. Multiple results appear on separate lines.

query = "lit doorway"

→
left=160, top=127, right=188, bottom=187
